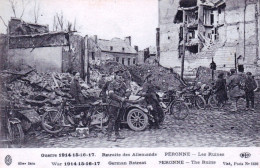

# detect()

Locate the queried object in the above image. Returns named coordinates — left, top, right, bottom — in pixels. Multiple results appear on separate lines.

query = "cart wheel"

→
left=170, top=101, right=189, bottom=120
left=195, top=95, right=206, bottom=109
left=127, top=109, right=148, bottom=131
left=208, top=95, right=218, bottom=109
left=41, top=111, right=64, bottom=134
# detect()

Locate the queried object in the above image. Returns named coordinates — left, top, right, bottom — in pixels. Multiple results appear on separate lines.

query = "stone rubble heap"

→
left=0, top=69, right=99, bottom=113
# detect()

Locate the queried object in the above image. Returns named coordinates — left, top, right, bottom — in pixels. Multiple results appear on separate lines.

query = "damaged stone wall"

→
left=8, top=47, right=64, bottom=72
left=9, top=32, right=69, bottom=49
left=9, top=18, right=49, bottom=36
left=137, top=50, right=145, bottom=64
left=159, top=0, right=260, bottom=76
left=8, top=32, right=70, bottom=73
left=213, top=0, right=259, bottom=73
left=62, top=35, right=85, bottom=78
left=0, top=34, right=8, bottom=70
left=159, top=0, right=182, bottom=69
left=87, top=37, right=102, bottom=64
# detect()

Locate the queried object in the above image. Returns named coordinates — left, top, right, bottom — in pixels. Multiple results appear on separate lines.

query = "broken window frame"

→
left=179, top=27, right=183, bottom=41
left=128, top=58, right=131, bottom=65
left=186, top=45, right=199, bottom=54
left=203, top=8, right=214, bottom=26
left=133, top=58, right=136, bottom=65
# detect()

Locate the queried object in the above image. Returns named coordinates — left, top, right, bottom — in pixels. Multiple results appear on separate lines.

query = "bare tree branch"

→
left=53, top=16, right=56, bottom=31
left=19, top=0, right=25, bottom=19
left=9, top=0, right=17, bottom=18
left=67, top=21, right=72, bottom=32
left=56, top=12, right=64, bottom=31
left=53, top=11, right=77, bottom=32
left=33, top=0, right=40, bottom=23
left=73, top=18, right=76, bottom=31
left=0, top=16, right=8, bottom=27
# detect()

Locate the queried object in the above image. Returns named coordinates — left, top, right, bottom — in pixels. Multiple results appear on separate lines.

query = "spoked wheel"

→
left=184, top=97, right=192, bottom=108
left=195, top=95, right=206, bottom=109
left=208, top=95, right=219, bottom=109
left=9, top=123, right=24, bottom=147
left=170, top=101, right=189, bottom=120
left=127, top=109, right=148, bottom=131
left=41, top=111, right=64, bottom=134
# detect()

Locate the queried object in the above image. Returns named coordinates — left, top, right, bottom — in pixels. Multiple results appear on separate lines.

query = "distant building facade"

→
left=159, top=0, right=260, bottom=75
left=88, top=35, right=138, bottom=66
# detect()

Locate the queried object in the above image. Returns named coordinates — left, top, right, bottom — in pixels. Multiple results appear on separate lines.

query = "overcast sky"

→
left=0, top=0, right=158, bottom=49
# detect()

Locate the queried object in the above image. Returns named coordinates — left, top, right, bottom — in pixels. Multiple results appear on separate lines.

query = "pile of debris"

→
left=127, top=64, right=184, bottom=91
left=89, top=61, right=132, bottom=88
left=0, top=68, right=99, bottom=112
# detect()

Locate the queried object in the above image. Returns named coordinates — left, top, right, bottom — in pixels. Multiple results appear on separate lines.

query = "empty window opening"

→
left=122, top=58, right=125, bottom=65
left=174, top=10, right=183, bottom=23
left=218, top=8, right=221, bottom=14
left=179, top=27, right=183, bottom=40
left=203, top=8, right=213, bottom=25
left=187, top=45, right=198, bottom=53
left=128, top=58, right=131, bottom=65
left=91, top=52, right=95, bottom=60
left=179, top=0, right=197, bottom=8
left=210, top=12, right=214, bottom=25
left=179, top=45, right=184, bottom=58
left=110, top=46, right=113, bottom=51
left=116, top=57, right=119, bottom=62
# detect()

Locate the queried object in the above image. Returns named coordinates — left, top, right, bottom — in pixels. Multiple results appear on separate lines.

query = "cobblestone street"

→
left=22, top=96, right=260, bottom=148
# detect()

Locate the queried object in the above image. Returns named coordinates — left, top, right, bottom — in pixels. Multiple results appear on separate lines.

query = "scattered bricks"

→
left=0, top=68, right=100, bottom=124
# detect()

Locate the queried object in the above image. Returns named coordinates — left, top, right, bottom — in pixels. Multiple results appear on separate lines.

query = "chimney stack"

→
left=94, top=35, right=98, bottom=44
left=124, top=36, right=131, bottom=46
left=134, top=46, right=138, bottom=52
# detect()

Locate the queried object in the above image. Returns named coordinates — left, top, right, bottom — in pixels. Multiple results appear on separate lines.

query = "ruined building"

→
left=1, top=18, right=89, bottom=78
left=158, top=0, right=260, bottom=76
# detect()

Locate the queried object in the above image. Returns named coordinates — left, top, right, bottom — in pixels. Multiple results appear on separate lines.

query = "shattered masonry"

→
left=159, top=0, right=260, bottom=77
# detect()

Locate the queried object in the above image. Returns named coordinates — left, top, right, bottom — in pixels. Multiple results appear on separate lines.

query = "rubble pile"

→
left=127, top=64, right=184, bottom=91
left=0, top=69, right=98, bottom=112
left=89, top=61, right=132, bottom=88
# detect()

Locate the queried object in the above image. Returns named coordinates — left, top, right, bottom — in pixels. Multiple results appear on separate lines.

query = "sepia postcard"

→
left=0, top=0, right=260, bottom=167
